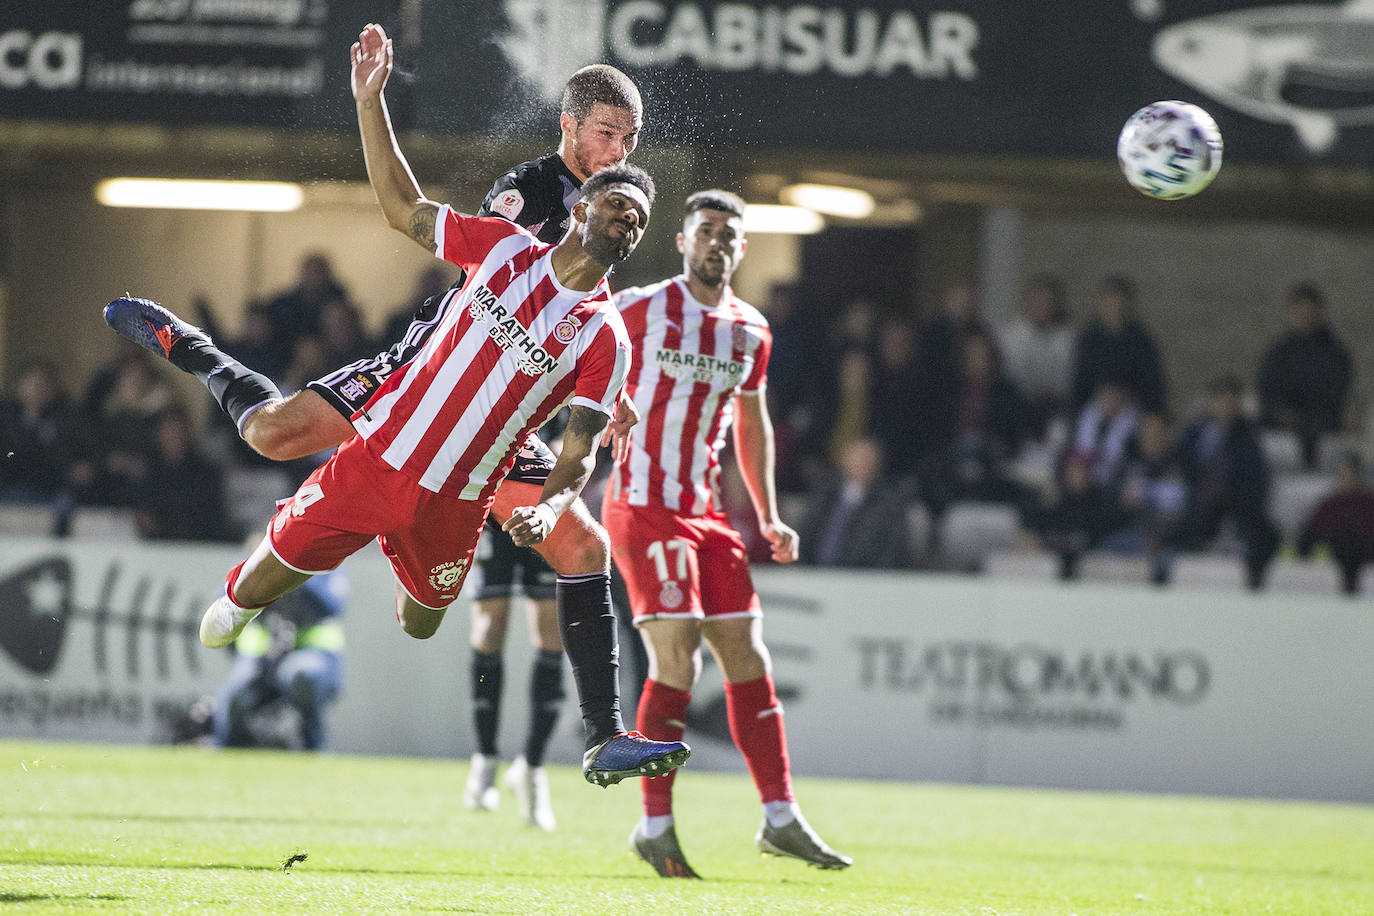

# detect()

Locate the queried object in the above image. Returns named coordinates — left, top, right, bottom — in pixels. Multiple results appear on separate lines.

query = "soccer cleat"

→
left=463, top=753, right=499, bottom=811
left=199, top=595, right=263, bottom=649
left=629, top=822, right=701, bottom=879
left=581, top=731, right=691, bottom=787
left=505, top=755, right=555, bottom=831
left=756, top=816, right=853, bottom=870
left=104, top=296, right=212, bottom=364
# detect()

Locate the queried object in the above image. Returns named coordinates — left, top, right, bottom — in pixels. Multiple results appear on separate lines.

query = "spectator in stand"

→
left=1111, top=411, right=1188, bottom=584
left=265, top=252, right=348, bottom=369
left=922, top=328, right=1026, bottom=514
left=801, top=436, right=914, bottom=569
left=1167, top=374, right=1280, bottom=591
left=1064, top=377, right=1141, bottom=494
left=317, top=299, right=376, bottom=368
left=995, top=273, right=1077, bottom=441
left=919, top=283, right=986, bottom=419
left=760, top=283, right=814, bottom=495
left=220, top=303, right=292, bottom=386
left=1257, top=282, right=1353, bottom=470
left=868, top=317, right=928, bottom=483
left=1297, top=452, right=1374, bottom=595
left=90, top=357, right=174, bottom=507
left=813, top=347, right=873, bottom=469
left=134, top=406, right=233, bottom=542
left=1024, top=378, right=1139, bottom=578
left=1072, top=275, right=1166, bottom=414
left=0, top=361, right=96, bottom=529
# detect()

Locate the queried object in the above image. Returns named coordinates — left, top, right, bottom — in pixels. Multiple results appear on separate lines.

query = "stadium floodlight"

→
left=95, top=178, right=305, bottom=212
left=779, top=183, right=876, bottom=219
left=743, top=204, right=824, bottom=235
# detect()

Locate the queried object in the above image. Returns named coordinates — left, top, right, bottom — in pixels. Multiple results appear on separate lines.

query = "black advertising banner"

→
left=0, top=0, right=397, bottom=129
left=414, top=0, right=1374, bottom=165
left=5, top=1, right=1374, bottom=164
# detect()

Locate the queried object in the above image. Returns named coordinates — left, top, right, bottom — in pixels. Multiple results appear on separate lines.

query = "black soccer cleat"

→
left=582, top=731, right=690, bottom=788
left=104, top=296, right=212, bottom=365
left=629, top=822, right=702, bottom=879
left=756, top=816, right=853, bottom=869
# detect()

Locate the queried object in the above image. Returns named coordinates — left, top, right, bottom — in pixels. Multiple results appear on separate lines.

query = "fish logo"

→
left=500, top=0, right=608, bottom=105
left=1151, top=0, right=1374, bottom=153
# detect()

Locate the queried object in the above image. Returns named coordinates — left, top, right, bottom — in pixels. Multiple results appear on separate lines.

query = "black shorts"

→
left=474, top=523, right=558, bottom=600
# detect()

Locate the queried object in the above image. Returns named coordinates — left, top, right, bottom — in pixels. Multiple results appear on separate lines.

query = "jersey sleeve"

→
left=570, top=314, right=631, bottom=416
left=433, top=205, right=524, bottom=271
left=478, top=166, right=555, bottom=232
left=741, top=321, right=772, bottom=394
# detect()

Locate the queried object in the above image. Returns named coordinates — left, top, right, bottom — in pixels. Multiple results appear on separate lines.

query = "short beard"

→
left=581, top=222, right=631, bottom=266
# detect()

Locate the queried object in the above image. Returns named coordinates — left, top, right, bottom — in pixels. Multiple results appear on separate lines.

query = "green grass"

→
left=1, top=740, right=1371, bottom=915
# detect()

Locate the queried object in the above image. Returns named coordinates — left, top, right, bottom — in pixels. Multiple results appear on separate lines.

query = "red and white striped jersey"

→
left=609, top=276, right=771, bottom=516
left=352, top=206, right=630, bottom=500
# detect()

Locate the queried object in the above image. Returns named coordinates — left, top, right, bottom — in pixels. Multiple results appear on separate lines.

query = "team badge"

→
left=491, top=189, right=525, bottom=220
left=732, top=324, right=749, bottom=351
left=429, top=560, right=468, bottom=592
left=553, top=314, right=582, bottom=343
left=659, top=580, right=684, bottom=610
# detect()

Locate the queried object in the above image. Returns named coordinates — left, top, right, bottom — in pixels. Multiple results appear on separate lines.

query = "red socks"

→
left=726, top=675, right=795, bottom=805
left=637, top=679, right=690, bottom=816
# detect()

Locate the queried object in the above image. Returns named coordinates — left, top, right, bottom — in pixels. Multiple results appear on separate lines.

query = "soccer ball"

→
left=1117, top=101, right=1223, bottom=200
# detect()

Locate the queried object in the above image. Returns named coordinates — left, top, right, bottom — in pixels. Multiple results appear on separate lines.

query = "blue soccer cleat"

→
left=104, top=296, right=211, bottom=362
left=582, top=731, right=690, bottom=787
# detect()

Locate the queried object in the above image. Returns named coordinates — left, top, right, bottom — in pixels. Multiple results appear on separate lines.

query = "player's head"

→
left=677, top=189, right=747, bottom=290
left=559, top=65, right=643, bottom=181
left=573, top=164, right=655, bottom=266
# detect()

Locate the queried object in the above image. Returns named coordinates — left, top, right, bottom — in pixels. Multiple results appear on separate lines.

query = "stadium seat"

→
left=938, top=502, right=1020, bottom=572
left=1268, top=472, right=1334, bottom=540
left=1168, top=554, right=1244, bottom=591
left=69, top=507, right=140, bottom=540
left=0, top=503, right=58, bottom=537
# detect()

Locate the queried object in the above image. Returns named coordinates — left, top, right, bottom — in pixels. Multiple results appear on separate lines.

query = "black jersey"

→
left=309, top=155, right=583, bottom=419
left=478, top=153, right=583, bottom=245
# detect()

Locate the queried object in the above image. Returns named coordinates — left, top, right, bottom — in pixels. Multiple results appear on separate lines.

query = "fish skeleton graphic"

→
left=1151, top=0, right=1374, bottom=153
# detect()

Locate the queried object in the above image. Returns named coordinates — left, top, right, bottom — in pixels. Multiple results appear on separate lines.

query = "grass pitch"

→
left=1, top=740, right=1371, bottom=914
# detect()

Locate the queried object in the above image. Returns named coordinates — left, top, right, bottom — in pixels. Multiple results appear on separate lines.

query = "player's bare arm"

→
left=732, top=391, right=799, bottom=564
left=352, top=22, right=441, bottom=251
left=602, top=394, right=640, bottom=464
left=504, top=405, right=608, bottom=547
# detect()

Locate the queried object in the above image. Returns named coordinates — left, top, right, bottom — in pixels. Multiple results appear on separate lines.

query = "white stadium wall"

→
left=1, top=536, right=1371, bottom=804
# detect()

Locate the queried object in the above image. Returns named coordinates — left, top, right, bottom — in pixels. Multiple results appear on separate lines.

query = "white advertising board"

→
left=3, top=537, right=1370, bottom=802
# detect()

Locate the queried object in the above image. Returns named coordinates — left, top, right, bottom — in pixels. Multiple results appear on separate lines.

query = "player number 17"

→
left=646, top=538, right=690, bottom=582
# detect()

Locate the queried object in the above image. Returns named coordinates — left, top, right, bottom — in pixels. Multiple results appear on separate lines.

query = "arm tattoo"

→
left=567, top=405, right=608, bottom=442
left=409, top=208, right=436, bottom=249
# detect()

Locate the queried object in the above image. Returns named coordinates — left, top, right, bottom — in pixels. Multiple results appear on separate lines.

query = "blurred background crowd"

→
left=4, top=252, right=1370, bottom=596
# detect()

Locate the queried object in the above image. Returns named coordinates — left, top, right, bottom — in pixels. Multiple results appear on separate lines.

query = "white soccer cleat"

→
left=463, top=753, right=500, bottom=811
left=505, top=755, right=556, bottom=831
left=199, top=595, right=262, bottom=649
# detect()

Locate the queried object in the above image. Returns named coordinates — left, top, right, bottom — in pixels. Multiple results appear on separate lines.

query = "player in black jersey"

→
left=103, top=35, right=663, bottom=802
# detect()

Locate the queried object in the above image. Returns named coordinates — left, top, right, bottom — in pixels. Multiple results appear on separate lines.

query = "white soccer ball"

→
left=1117, top=100, right=1223, bottom=200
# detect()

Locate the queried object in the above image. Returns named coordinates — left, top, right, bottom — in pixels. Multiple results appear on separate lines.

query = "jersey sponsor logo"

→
left=466, top=283, right=561, bottom=376
left=659, top=580, right=684, bottom=609
left=553, top=315, right=582, bottom=343
left=491, top=188, right=525, bottom=220
left=429, top=560, right=468, bottom=592
left=655, top=348, right=748, bottom=384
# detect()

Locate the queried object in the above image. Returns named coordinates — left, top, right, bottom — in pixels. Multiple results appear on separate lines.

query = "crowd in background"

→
left=4, top=253, right=1372, bottom=594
